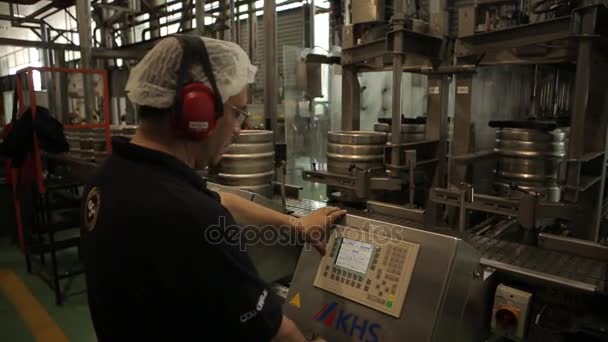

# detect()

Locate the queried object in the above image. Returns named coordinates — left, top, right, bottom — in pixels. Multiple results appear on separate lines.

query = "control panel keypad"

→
left=314, top=227, right=420, bottom=318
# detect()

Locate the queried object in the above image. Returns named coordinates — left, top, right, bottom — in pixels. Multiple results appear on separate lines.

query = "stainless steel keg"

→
left=90, top=127, right=107, bottom=152
left=217, top=130, right=275, bottom=197
left=494, top=127, right=568, bottom=202
left=111, top=125, right=137, bottom=140
left=326, top=131, right=387, bottom=175
left=373, top=122, right=426, bottom=143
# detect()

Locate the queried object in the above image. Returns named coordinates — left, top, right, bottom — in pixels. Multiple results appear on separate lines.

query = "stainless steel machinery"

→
left=284, top=214, right=486, bottom=342
left=31, top=0, right=608, bottom=340
left=295, top=1, right=608, bottom=341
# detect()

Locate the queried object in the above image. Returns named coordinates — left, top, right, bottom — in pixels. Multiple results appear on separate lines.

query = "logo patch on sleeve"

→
left=85, top=187, right=101, bottom=232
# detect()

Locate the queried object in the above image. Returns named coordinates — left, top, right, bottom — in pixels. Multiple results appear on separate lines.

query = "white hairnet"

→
left=125, top=36, right=257, bottom=108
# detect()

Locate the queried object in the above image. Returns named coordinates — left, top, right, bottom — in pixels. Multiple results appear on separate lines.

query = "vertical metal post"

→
left=449, top=73, right=474, bottom=186
left=40, top=23, right=56, bottom=117
left=264, top=0, right=278, bottom=144
left=182, top=0, right=193, bottom=31
left=55, top=49, right=69, bottom=123
left=149, top=1, right=161, bottom=39
left=304, top=0, right=315, bottom=47
left=389, top=1, right=406, bottom=177
left=76, top=0, right=95, bottom=123
left=552, top=67, right=560, bottom=117
left=530, top=65, right=539, bottom=118
left=196, top=0, right=206, bottom=35
left=229, top=0, right=236, bottom=42
left=563, top=7, right=608, bottom=240
left=424, top=74, right=450, bottom=225
left=101, top=0, right=114, bottom=68
left=458, top=190, right=467, bottom=234
left=340, top=25, right=359, bottom=131
left=247, top=1, right=257, bottom=104
left=341, top=66, right=360, bottom=130
left=40, top=23, right=50, bottom=86
left=457, top=184, right=473, bottom=235
left=235, top=6, right=241, bottom=45
left=247, top=1, right=256, bottom=61
left=218, top=0, right=226, bottom=40
left=566, top=44, right=603, bottom=239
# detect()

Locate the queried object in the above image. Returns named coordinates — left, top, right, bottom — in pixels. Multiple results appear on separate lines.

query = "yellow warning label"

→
left=289, top=293, right=301, bottom=309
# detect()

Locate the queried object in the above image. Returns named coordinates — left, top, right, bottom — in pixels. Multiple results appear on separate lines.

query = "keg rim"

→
left=328, top=131, right=387, bottom=145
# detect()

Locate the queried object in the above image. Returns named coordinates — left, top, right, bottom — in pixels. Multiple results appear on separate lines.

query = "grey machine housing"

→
left=284, top=215, right=488, bottom=342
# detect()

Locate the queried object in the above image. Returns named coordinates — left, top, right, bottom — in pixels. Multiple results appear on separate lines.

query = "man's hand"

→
left=297, top=207, right=347, bottom=255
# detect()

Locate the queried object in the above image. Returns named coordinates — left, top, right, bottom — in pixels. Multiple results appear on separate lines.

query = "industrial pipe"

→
left=76, top=0, right=96, bottom=123
left=389, top=0, right=407, bottom=176
left=196, top=0, right=205, bottom=35
left=264, top=0, right=278, bottom=145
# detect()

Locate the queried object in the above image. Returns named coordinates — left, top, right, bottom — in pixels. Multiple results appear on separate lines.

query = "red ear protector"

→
left=173, top=35, right=224, bottom=141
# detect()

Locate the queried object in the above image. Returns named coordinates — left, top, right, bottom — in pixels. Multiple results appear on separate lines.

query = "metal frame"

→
left=305, top=1, right=450, bottom=206
left=440, top=4, right=608, bottom=241
left=449, top=72, right=474, bottom=186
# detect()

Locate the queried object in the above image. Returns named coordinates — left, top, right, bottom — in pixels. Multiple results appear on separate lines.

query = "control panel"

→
left=313, top=226, right=420, bottom=317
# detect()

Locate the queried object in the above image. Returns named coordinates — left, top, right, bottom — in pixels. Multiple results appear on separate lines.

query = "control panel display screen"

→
left=335, top=238, right=374, bottom=274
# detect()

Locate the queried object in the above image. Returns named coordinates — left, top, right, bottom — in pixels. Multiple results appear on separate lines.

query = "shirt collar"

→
left=111, top=137, right=208, bottom=190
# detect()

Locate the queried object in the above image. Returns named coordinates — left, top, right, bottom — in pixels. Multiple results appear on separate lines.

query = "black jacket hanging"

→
left=0, top=106, right=69, bottom=168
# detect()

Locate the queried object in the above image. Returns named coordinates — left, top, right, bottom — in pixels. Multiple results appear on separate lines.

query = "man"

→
left=81, top=35, right=345, bottom=341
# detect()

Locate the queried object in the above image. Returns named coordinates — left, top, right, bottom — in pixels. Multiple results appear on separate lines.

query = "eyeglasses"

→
left=229, top=104, right=250, bottom=128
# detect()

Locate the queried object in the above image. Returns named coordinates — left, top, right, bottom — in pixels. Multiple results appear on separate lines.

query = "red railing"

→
left=12, top=66, right=112, bottom=252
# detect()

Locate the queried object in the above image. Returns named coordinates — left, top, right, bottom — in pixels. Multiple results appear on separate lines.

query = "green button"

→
left=386, top=301, right=393, bottom=308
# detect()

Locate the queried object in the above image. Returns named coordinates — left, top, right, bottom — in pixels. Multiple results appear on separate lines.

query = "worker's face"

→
left=198, top=87, right=247, bottom=166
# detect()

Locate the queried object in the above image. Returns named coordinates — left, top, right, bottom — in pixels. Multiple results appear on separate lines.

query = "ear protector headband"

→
left=173, top=35, right=224, bottom=140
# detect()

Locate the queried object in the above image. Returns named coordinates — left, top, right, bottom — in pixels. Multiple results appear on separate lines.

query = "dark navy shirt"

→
left=81, top=138, right=282, bottom=341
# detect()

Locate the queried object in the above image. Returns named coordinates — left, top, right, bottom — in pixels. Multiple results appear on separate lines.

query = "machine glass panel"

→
left=313, top=226, right=420, bottom=318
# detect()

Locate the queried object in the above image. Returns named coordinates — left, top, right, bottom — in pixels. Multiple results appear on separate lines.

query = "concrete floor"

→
left=0, top=238, right=96, bottom=341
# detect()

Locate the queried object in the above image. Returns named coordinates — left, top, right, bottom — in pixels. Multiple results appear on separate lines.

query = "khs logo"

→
left=313, top=302, right=381, bottom=342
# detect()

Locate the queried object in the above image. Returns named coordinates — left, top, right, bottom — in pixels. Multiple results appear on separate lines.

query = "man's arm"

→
left=218, top=191, right=298, bottom=228
left=272, top=315, right=307, bottom=342
left=218, top=191, right=346, bottom=254
left=273, top=315, right=326, bottom=342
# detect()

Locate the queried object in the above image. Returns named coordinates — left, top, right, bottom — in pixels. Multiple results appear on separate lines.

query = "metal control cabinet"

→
left=284, top=215, right=487, bottom=342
